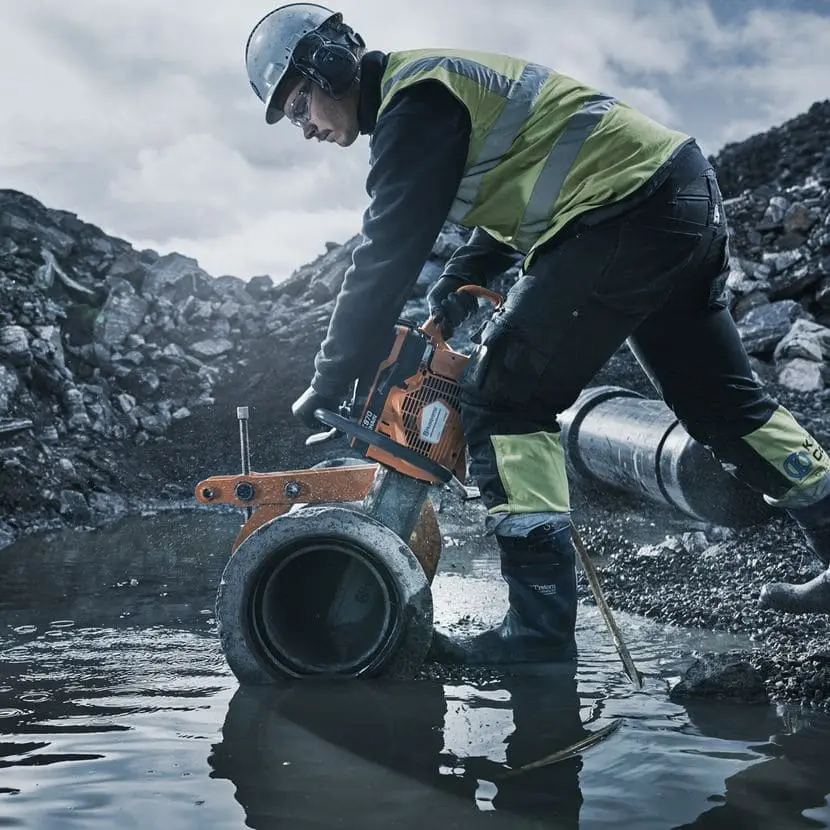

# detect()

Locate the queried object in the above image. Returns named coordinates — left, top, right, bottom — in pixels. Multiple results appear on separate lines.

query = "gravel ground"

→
left=560, top=349, right=830, bottom=709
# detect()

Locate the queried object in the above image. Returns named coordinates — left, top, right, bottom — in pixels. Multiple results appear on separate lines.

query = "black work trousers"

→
left=460, top=142, right=785, bottom=514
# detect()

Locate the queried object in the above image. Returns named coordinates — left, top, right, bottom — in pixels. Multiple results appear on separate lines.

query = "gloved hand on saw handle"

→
left=291, top=386, right=341, bottom=430
left=426, top=274, right=480, bottom=338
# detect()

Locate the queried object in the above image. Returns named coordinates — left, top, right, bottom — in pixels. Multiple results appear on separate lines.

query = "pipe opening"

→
left=248, top=539, right=398, bottom=677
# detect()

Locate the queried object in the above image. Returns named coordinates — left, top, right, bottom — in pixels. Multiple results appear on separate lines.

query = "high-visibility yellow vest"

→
left=378, top=49, right=689, bottom=262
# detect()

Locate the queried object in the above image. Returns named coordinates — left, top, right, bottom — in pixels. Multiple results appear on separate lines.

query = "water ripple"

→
left=0, top=512, right=828, bottom=830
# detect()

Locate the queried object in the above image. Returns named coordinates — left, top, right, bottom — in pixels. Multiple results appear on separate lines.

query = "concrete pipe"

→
left=558, top=386, right=774, bottom=526
left=308, top=457, right=442, bottom=582
left=216, top=505, right=433, bottom=683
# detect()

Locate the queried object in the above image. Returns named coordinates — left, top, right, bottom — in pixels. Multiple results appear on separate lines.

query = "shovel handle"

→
left=571, top=524, right=644, bottom=690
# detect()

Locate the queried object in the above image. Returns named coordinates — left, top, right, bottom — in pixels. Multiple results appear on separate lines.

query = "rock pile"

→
left=709, top=100, right=830, bottom=393
left=710, top=100, right=830, bottom=197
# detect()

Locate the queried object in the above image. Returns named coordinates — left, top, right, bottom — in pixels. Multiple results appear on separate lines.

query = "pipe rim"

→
left=246, top=536, right=404, bottom=678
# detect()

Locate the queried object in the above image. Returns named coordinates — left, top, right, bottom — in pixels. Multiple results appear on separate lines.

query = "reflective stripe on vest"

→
left=515, top=93, right=617, bottom=251
left=378, top=50, right=688, bottom=256
left=381, top=55, right=552, bottom=226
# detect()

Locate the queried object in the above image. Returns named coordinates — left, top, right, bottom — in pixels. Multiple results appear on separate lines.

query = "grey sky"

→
left=1, top=0, right=829, bottom=281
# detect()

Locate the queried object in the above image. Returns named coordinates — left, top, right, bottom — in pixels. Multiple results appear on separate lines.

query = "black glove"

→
left=291, top=386, right=340, bottom=430
left=426, top=275, right=479, bottom=338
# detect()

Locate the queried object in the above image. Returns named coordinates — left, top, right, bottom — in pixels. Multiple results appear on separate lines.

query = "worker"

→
left=244, top=3, right=830, bottom=664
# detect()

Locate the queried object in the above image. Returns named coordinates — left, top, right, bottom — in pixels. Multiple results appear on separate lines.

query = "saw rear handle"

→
left=421, top=283, right=504, bottom=349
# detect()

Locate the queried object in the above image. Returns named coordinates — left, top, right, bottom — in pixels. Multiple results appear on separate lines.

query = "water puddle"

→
left=0, top=512, right=829, bottom=828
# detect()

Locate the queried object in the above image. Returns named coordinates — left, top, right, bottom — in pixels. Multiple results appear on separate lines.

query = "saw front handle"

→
left=421, top=284, right=504, bottom=349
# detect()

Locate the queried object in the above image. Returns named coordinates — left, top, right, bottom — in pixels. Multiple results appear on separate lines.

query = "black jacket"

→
left=309, top=50, right=521, bottom=399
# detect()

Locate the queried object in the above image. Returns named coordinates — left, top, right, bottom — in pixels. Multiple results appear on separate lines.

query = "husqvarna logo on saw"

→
left=419, top=401, right=450, bottom=445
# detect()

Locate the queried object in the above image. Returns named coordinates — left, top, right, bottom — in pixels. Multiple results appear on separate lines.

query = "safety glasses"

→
left=286, top=80, right=314, bottom=128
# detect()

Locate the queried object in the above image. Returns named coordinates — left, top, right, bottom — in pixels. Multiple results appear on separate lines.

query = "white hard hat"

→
left=245, top=3, right=361, bottom=124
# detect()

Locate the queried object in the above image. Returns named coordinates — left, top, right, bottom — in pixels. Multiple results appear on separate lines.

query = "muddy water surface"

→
left=2, top=511, right=830, bottom=829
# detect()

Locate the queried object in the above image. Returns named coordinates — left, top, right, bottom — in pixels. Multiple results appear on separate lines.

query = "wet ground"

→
left=2, top=508, right=830, bottom=829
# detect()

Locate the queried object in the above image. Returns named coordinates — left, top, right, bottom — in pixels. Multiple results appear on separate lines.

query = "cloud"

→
left=108, top=131, right=369, bottom=257
left=1, top=0, right=828, bottom=280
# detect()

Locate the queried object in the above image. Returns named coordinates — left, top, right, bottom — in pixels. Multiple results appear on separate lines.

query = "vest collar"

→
left=358, top=51, right=389, bottom=135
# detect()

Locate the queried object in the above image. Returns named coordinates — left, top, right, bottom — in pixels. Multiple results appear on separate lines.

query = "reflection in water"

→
left=0, top=512, right=829, bottom=828
left=677, top=701, right=830, bottom=829
left=211, top=666, right=589, bottom=829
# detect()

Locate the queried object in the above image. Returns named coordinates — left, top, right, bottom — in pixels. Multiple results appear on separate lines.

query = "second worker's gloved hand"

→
left=291, top=385, right=341, bottom=430
left=426, top=275, right=480, bottom=338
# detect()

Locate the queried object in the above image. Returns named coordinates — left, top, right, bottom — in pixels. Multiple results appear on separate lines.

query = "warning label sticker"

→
left=419, top=401, right=450, bottom=445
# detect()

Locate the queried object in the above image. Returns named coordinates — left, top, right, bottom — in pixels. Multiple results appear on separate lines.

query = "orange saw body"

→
left=339, top=285, right=504, bottom=485
left=351, top=322, right=468, bottom=482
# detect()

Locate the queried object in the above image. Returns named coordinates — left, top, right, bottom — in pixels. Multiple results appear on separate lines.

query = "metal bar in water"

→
left=571, top=523, right=644, bottom=690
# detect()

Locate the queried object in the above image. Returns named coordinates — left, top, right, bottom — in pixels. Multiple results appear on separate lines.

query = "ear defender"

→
left=292, top=26, right=364, bottom=98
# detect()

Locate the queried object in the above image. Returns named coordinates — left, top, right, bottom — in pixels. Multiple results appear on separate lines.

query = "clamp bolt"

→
left=284, top=482, right=302, bottom=498
left=235, top=481, right=255, bottom=502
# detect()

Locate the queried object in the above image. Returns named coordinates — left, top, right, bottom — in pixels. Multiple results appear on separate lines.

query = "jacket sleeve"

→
left=310, top=81, right=470, bottom=399
left=442, top=226, right=523, bottom=285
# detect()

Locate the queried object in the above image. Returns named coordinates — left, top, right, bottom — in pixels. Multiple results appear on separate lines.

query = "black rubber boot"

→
left=759, top=491, right=830, bottom=614
left=759, top=569, right=830, bottom=614
left=429, top=520, right=578, bottom=664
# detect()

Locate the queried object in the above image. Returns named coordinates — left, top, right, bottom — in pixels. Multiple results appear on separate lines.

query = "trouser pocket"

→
left=460, top=317, right=553, bottom=406
left=590, top=222, right=704, bottom=315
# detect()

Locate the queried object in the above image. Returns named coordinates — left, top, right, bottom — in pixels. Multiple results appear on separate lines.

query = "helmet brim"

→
left=264, top=79, right=287, bottom=124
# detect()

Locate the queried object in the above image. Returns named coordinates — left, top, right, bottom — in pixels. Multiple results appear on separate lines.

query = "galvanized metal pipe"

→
left=558, top=386, right=773, bottom=526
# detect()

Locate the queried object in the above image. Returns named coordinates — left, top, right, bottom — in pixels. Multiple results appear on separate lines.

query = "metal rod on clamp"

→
left=237, top=406, right=253, bottom=519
